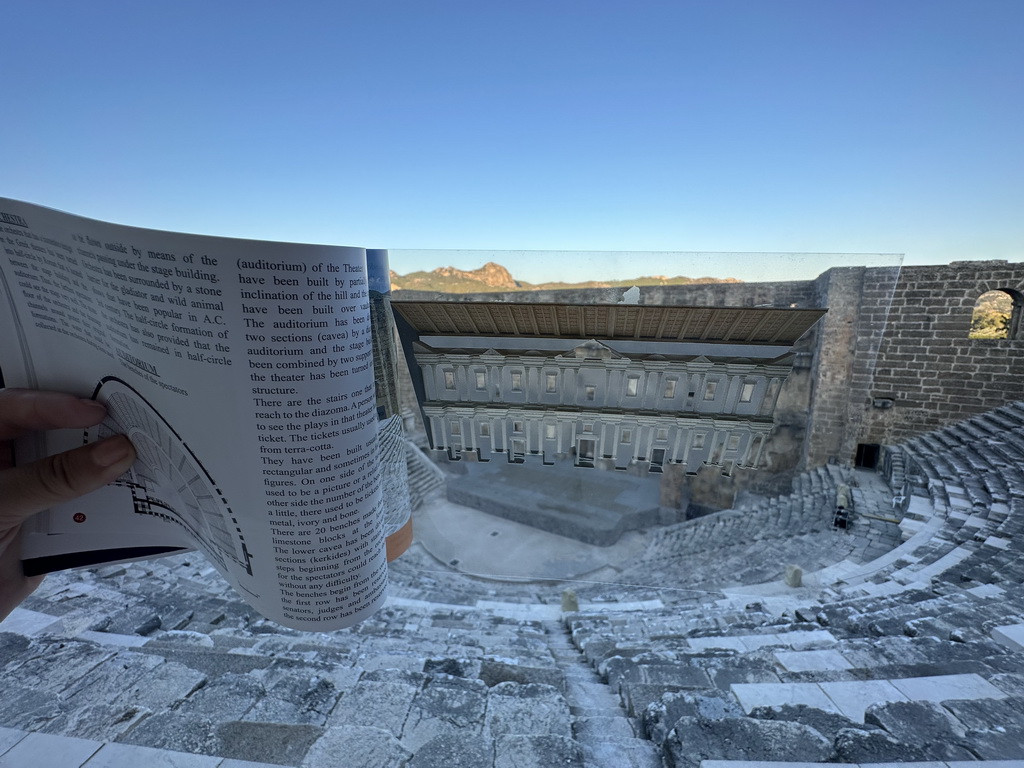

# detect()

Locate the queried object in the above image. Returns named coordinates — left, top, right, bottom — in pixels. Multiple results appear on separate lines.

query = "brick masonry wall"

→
left=856, top=260, right=1024, bottom=449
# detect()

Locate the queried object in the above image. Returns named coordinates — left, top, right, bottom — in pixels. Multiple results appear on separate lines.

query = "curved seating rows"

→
left=1, top=403, right=1024, bottom=765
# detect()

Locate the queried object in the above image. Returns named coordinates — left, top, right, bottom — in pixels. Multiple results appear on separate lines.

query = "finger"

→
left=0, top=435, right=136, bottom=527
left=0, top=389, right=107, bottom=441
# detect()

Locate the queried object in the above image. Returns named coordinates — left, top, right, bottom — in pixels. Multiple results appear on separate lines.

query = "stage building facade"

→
left=393, top=302, right=825, bottom=476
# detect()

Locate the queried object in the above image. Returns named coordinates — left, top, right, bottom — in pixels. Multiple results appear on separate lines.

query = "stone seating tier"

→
left=2, top=402, right=1024, bottom=765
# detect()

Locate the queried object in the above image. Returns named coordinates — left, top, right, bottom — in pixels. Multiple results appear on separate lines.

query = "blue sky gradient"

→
left=2, top=1, right=1020, bottom=283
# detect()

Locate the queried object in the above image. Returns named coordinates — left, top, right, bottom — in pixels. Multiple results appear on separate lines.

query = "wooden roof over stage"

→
left=392, top=301, right=826, bottom=346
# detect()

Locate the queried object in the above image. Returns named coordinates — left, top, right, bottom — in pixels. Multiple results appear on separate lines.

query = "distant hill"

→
left=389, top=261, right=741, bottom=293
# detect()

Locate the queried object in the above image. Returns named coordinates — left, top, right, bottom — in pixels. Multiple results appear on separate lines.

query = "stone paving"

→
left=1, top=402, right=1023, bottom=765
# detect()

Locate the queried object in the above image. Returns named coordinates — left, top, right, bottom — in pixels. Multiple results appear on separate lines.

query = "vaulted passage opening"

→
left=970, top=288, right=1022, bottom=340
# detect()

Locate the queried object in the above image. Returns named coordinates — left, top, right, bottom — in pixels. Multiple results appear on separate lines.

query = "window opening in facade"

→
left=626, top=377, right=639, bottom=397
left=692, top=433, right=706, bottom=449
left=656, top=428, right=668, bottom=441
left=444, top=370, right=455, bottom=389
left=577, top=438, right=595, bottom=467
left=704, top=381, right=718, bottom=400
left=621, top=429, right=632, bottom=444
left=545, top=424, right=556, bottom=439
left=450, top=421, right=461, bottom=435
left=513, top=420, right=524, bottom=433
left=475, top=371, right=486, bottom=389
left=545, top=372, right=557, bottom=392
left=510, top=439, right=526, bottom=464
left=650, top=447, right=666, bottom=472
left=510, top=371, right=523, bottom=391
left=970, top=289, right=1021, bottom=339
left=480, top=422, right=490, bottom=437
left=585, top=385, right=596, bottom=401
left=664, top=379, right=677, bottom=398
left=739, top=382, right=755, bottom=402
left=727, top=434, right=740, bottom=451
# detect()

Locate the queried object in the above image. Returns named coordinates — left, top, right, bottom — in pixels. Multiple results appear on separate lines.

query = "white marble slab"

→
left=0, top=732, right=102, bottom=768
left=738, top=634, right=790, bottom=651
left=984, top=536, right=1011, bottom=549
left=686, top=636, right=748, bottom=652
left=888, top=672, right=1006, bottom=703
left=0, top=608, right=62, bottom=636
left=968, top=583, right=1006, bottom=598
left=774, top=648, right=853, bottom=673
left=773, top=630, right=836, bottom=649
left=818, top=679, right=908, bottom=722
left=991, top=624, right=1024, bottom=652
left=0, top=727, right=27, bottom=754
left=76, top=630, right=149, bottom=647
left=730, top=681, right=839, bottom=714
left=83, top=742, right=221, bottom=767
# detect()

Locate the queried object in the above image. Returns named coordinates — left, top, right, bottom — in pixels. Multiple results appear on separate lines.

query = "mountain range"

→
left=389, top=262, right=740, bottom=293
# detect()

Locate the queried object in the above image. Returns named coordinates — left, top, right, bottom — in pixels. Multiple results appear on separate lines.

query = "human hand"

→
left=0, top=389, right=136, bottom=621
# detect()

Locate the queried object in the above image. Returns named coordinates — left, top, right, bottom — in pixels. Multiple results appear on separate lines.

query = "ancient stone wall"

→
left=395, top=259, right=1024, bottom=477
left=856, top=260, right=1024, bottom=449
left=395, top=279, right=818, bottom=308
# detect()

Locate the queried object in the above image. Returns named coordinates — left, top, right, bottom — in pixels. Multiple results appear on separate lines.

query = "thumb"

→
left=0, top=436, right=136, bottom=527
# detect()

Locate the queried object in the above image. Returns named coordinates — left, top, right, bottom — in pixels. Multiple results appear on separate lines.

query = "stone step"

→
left=0, top=726, right=286, bottom=768
left=731, top=672, right=1008, bottom=723
left=581, top=738, right=662, bottom=768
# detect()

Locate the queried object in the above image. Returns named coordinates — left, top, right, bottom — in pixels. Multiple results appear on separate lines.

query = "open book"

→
left=0, top=198, right=411, bottom=631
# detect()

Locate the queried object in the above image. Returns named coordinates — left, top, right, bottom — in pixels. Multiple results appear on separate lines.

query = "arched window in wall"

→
left=970, top=289, right=1022, bottom=340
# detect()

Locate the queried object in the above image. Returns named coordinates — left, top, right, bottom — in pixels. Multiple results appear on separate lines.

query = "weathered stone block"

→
left=484, top=682, right=572, bottom=739
left=480, top=657, right=564, bottom=692
left=663, top=715, right=832, bottom=768
left=748, top=703, right=872, bottom=741
left=864, top=699, right=973, bottom=760
left=302, top=725, right=411, bottom=767
left=494, top=734, right=583, bottom=768
left=833, top=725, right=931, bottom=763
left=177, top=673, right=266, bottom=720
left=581, top=739, right=662, bottom=768
left=408, top=733, right=493, bottom=768
left=213, top=721, right=322, bottom=765
left=243, top=670, right=339, bottom=725
left=402, top=675, right=488, bottom=751
left=328, top=676, right=422, bottom=736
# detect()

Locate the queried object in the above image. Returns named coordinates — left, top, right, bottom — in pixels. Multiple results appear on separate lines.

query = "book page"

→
left=0, top=198, right=386, bottom=630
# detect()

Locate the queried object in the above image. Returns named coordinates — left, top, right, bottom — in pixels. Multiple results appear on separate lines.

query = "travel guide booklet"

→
left=0, top=198, right=410, bottom=631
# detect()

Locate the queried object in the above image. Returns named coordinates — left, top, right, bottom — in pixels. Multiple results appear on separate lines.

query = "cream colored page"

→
left=0, top=198, right=386, bottom=630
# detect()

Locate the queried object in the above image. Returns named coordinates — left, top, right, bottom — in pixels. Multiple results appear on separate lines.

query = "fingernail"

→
left=91, top=436, right=132, bottom=468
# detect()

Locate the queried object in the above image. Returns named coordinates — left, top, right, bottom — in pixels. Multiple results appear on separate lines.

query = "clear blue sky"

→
left=2, top=1, right=1020, bottom=283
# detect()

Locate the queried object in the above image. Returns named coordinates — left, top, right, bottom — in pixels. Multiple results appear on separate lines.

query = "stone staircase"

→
left=542, top=620, right=661, bottom=768
left=405, top=439, right=447, bottom=510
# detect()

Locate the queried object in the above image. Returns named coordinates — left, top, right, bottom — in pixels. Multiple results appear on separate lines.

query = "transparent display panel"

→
left=383, top=251, right=906, bottom=612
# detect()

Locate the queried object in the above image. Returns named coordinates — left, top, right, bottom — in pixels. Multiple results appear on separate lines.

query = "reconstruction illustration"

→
left=87, top=376, right=254, bottom=576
